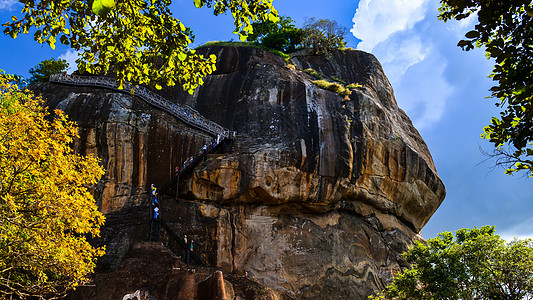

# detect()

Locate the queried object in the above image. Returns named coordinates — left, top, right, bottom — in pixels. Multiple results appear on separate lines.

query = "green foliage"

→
left=330, top=76, right=346, bottom=85
left=0, top=72, right=106, bottom=298
left=346, top=83, right=362, bottom=89
left=3, top=0, right=278, bottom=94
left=302, top=18, right=347, bottom=55
left=438, top=0, right=533, bottom=177
left=28, top=58, right=69, bottom=85
left=198, top=41, right=289, bottom=60
left=312, top=79, right=351, bottom=100
left=304, top=68, right=323, bottom=79
left=247, top=16, right=304, bottom=53
left=371, top=226, right=533, bottom=300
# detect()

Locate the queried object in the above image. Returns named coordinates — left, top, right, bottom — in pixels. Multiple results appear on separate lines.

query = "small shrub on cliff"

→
left=330, top=76, right=346, bottom=85
left=370, top=226, right=533, bottom=300
left=346, top=83, right=362, bottom=89
left=312, top=79, right=351, bottom=100
left=285, top=64, right=296, bottom=70
left=304, top=68, right=323, bottom=79
left=0, top=72, right=105, bottom=298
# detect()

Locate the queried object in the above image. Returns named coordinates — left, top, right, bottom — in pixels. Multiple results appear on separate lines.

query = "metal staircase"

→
left=160, top=220, right=206, bottom=266
left=49, top=73, right=234, bottom=268
left=49, top=73, right=235, bottom=139
left=157, top=138, right=228, bottom=196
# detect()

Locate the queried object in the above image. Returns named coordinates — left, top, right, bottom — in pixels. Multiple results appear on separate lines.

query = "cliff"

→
left=35, top=46, right=445, bottom=299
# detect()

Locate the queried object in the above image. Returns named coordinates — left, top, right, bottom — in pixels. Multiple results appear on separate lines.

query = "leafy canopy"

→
left=438, top=0, right=533, bottom=176
left=0, top=72, right=106, bottom=299
left=3, top=0, right=278, bottom=93
left=28, top=58, right=69, bottom=84
left=247, top=16, right=304, bottom=53
left=302, top=17, right=347, bottom=55
left=371, top=226, right=533, bottom=300
left=247, top=16, right=347, bottom=55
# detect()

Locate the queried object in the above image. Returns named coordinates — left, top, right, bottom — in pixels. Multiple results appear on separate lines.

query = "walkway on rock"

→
left=49, top=73, right=233, bottom=268
left=49, top=73, right=235, bottom=139
left=148, top=138, right=231, bottom=267
left=158, top=138, right=229, bottom=196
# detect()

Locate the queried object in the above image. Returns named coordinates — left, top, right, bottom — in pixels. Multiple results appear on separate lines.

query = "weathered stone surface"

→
left=34, top=84, right=213, bottom=214
left=159, top=197, right=417, bottom=299
left=67, top=241, right=286, bottom=300
left=36, top=46, right=446, bottom=299
left=159, top=46, right=445, bottom=233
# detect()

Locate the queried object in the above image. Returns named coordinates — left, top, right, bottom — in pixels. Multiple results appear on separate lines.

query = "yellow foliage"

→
left=0, top=73, right=105, bottom=299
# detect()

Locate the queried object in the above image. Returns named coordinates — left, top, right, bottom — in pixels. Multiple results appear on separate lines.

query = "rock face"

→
left=36, top=46, right=445, bottom=299
left=68, top=242, right=283, bottom=300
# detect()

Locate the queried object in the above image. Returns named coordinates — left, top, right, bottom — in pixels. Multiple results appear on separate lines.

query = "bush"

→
left=312, top=79, right=351, bottom=99
left=346, top=83, right=362, bottom=89
left=304, top=68, right=323, bottom=79
left=330, top=76, right=346, bottom=85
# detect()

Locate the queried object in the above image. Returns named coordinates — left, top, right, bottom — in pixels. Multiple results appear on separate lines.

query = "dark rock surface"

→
left=67, top=242, right=284, bottom=300
left=36, top=46, right=446, bottom=299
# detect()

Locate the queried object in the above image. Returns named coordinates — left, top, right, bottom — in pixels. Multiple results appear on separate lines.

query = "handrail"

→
left=49, top=73, right=236, bottom=139
left=158, top=138, right=229, bottom=195
left=160, top=220, right=206, bottom=266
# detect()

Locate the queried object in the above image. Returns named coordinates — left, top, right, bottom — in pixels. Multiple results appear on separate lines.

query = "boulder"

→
left=36, top=46, right=445, bottom=299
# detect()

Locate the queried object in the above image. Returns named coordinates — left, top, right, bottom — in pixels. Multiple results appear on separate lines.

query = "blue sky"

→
left=0, top=0, right=531, bottom=240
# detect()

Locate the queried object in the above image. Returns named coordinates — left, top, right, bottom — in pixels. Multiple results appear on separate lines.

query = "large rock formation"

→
left=36, top=46, right=445, bottom=299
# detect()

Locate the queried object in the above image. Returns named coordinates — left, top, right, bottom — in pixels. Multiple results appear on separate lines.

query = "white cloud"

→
left=58, top=50, right=79, bottom=74
left=351, top=0, right=452, bottom=130
left=393, top=52, right=452, bottom=130
left=0, top=0, right=17, bottom=10
left=373, top=35, right=429, bottom=85
left=351, top=0, right=430, bottom=52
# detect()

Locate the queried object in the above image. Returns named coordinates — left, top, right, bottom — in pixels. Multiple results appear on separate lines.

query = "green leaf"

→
left=465, top=30, right=480, bottom=39
left=60, top=35, right=69, bottom=45
left=48, top=35, right=56, bottom=50
left=178, top=52, right=187, bottom=61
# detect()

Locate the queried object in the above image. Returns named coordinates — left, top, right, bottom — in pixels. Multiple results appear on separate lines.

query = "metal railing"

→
left=49, top=73, right=235, bottom=139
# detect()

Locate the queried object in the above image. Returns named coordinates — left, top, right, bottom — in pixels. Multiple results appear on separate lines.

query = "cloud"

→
left=350, top=0, right=455, bottom=130
left=58, top=50, right=79, bottom=74
left=0, top=0, right=17, bottom=10
left=351, top=0, right=430, bottom=52
left=393, top=52, right=452, bottom=130
left=373, top=34, right=429, bottom=85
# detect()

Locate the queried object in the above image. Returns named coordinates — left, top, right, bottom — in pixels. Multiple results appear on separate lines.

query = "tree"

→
left=247, top=16, right=304, bottom=53
left=438, top=1, right=533, bottom=177
left=371, top=226, right=533, bottom=300
left=0, top=72, right=106, bottom=299
left=28, top=58, right=69, bottom=84
left=301, top=18, right=347, bottom=55
left=3, top=0, right=278, bottom=93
